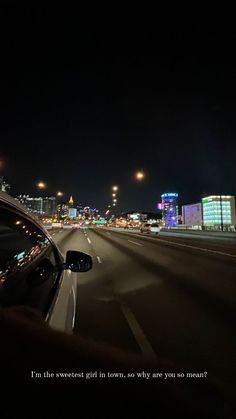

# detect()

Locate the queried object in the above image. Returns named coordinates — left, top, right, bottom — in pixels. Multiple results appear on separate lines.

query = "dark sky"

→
left=1, top=10, right=236, bottom=213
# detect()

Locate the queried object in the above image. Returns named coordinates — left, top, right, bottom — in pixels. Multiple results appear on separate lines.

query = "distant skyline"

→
left=1, top=18, right=236, bottom=212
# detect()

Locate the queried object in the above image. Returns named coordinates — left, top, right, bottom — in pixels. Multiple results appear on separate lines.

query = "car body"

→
left=140, top=222, right=160, bottom=234
left=71, top=222, right=80, bottom=229
left=150, top=223, right=160, bottom=234
left=0, top=191, right=92, bottom=333
left=140, top=223, right=151, bottom=233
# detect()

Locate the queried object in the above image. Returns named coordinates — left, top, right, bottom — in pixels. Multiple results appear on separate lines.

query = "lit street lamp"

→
left=56, top=191, right=63, bottom=197
left=135, top=171, right=145, bottom=181
left=37, top=181, right=46, bottom=189
left=112, top=186, right=119, bottom=192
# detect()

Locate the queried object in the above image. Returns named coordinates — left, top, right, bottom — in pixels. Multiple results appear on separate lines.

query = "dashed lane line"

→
left=128, top=240, right=143, bottom=247
left=119, top=299, right=157, bottom=361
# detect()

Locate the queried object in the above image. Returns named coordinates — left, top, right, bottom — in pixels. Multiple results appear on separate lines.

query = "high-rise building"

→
left=69, top=196, right=74, bottom=207
left=16, top=195, right=56, bottom=216
left=202, top=195, right=236, bottom=230
left=42, top=197, right=56, bottom=216
left=161, top=193, right=178, bottom=227
left=57, top=203, right=69, bottom=219
left=0, top=176, right=10, bottom=193
left=68, top=195, right=77, bottom=219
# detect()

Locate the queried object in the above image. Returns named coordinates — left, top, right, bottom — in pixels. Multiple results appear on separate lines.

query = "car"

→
left=150, top=223, right=160, bottom=234
left=140, top=223, right=151, bottom=233
left=0, top=191, right=92, bottom=333
left=71, top=222, right=80, bottom=229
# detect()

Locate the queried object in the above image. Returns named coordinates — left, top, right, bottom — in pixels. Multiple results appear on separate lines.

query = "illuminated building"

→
left=68, top=195, right=77, bottom=219
left=69, top=196, right=74, bottom=206
left=16, top=195, right=56, bottom=216
left=202, top=195, right=236, bottom=230
left=182, top=203, right=202, bottom=227
left=57, top=203, right=69, bottom=219
left=0, top=176, right=10, bottom=193
left=161, top=193, right=178, bottom=227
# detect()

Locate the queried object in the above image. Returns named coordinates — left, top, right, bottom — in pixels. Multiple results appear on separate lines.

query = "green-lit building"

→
left=202, top=195, right=236, bottom=230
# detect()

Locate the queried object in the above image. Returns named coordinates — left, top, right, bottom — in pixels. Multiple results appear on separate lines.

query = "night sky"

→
left=1, top=11, right=236, bottom=212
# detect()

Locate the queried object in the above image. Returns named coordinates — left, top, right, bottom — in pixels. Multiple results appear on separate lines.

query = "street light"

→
left=37, top=181, right=46, bottom=189
left=56, top=191, right=63, bottom=197
left=135, top=171, right=145, bottom=181
left=112, top=186, right=119, bottom=192
left=112, top=193, right=116, bottom=197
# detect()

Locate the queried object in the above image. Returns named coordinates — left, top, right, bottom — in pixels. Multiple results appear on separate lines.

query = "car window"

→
left=0, top=205, right=61, bottom=316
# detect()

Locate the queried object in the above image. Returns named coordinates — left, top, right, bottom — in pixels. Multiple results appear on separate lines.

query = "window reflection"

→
left=0, top=208, right=50, bottom=282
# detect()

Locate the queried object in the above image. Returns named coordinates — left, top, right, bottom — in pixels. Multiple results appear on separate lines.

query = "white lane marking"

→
left=128, top=240, right=143, bottom=247
left=119, top=300, right=157, bottom=361
left=96, top=256, right=102, bottom=264
left=152, top=237, right=236, bottom=259
left=52, top=233, right=56, bottom=235
left=87, top=238, right=91, bottom=244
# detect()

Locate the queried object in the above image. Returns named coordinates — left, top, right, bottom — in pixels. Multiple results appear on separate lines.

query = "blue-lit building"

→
left=161, top=193, right=178, bottom=227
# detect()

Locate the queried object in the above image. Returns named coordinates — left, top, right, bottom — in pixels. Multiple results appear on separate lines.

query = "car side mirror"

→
left=64, top=251, right=92, bottom=272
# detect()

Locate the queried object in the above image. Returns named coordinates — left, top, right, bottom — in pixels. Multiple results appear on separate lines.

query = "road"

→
left=52, top=226, right=236, bottom=402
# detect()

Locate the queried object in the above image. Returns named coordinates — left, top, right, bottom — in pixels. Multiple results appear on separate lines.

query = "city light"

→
left=57, top=191, right=63, bottom=197
left=112, top=186, right=118, bottom=191
left=112, top=193, right=116, bottom=197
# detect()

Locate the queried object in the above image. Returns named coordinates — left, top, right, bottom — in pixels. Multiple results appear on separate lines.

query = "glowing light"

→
left=112, top=186, right=118, bottom=192
left=57, top=191, right=63, bottom=197
left=135, top=171, right=145, bottom=181
left=161, top=193, right=178, bottom=198
left=37, top=181, right=46, bottom=189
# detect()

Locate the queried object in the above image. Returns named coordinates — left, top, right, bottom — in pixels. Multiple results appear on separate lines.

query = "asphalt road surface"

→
left=52, top=226, right=236, bottom=402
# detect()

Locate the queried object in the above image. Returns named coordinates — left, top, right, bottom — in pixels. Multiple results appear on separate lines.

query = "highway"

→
left=52, top=226, right=236, bottom=403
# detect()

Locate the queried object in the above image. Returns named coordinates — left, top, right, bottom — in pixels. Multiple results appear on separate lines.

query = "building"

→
left=17, top=195, right=56, bottom=216
left=57, top=203, right=69, bottom=219
left=68, top=208, right=77, bottom=219
left=161, top=193, right=178, bottom=227
left=202, top=195, right=236, bottom=230
left=68, top=195, right=77, bottom=219
left=42, top=197, right=56, bottom=216
left=182, top=203, right=202, bottom=227
left=0, top=176, right=10, bottom=193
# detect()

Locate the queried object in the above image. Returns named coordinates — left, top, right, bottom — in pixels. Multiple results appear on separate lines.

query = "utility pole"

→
left=220, top=195, right=223, bottom=231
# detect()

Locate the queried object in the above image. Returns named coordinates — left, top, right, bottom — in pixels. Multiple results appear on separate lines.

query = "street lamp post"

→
left=36, top=181, right=47, bottom=215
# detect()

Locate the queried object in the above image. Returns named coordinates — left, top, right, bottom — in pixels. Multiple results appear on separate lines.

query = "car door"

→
left=0, top=203, right=62, bottom=318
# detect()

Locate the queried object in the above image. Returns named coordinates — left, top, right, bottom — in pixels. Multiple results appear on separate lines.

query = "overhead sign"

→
left=93, top=220, right=107, bottom=224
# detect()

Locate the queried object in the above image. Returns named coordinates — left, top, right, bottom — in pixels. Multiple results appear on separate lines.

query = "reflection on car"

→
left=0, top=191, right=92, bottom=333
